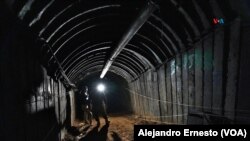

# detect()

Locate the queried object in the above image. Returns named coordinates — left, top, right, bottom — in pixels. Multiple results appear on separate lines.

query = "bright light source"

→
left=97, top=83, right=105, bottom=92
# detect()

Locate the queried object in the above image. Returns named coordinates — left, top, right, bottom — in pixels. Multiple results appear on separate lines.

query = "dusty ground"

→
left=64, top=114, right=135, bottom=141
left=64, top=114, right=162, bottom=141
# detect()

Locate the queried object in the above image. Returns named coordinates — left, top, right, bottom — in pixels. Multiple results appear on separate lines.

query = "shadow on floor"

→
left=66, top=126, right=81, bottom=136
left=80, top=124, right=122, bottom=141
left=111, top=131, right=122, bottom=141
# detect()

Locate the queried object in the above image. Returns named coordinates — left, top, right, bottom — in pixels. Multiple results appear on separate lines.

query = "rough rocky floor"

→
left=64, top=114, right=164, bottom=141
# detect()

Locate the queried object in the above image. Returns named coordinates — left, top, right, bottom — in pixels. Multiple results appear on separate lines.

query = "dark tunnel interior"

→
left=0, top=0, right=250, bottom=140
left=76, top=72, right=132, bottom=116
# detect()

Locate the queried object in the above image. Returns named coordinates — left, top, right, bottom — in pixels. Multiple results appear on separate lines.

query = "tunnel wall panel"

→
left=194, top=41, right=203, bottom=112
left=166, top=63, right=173, bottom=123
left=187, top=49, right=196, bottom=118
left=224, top=19, right=241, bottom=121
left=170, top=60, right=178, bottom=124
left=182, top=53, right=189, bottom=124
left=129, top=19, right=247, bottom=124
left=134, top=81, right=140, bottom=115
left=25, top=68, right=69, bottom=141
left=176, top=55, right=184, bottom=124
left=145, top=72, right=153, bottom=118
left=212, top=27, right=224, bottom=115
left=129, top=83, right=136, bottom=113
left=203, top=34, right=213, bottom=113
left=152, top=71, right=161, bottom=121
left=157, top=65, right=168, bottom=122
left=136, top=79, right=144, bottom=117
left=141, top=71, right=161, bottom=121
left=237, top=24, right=250, bottom=124
left=128, top=83, right=135, bottom=113
left=133, top=81, right=140, bottom=115
left=134, top=75, right=143, bottom=117
left=140, top=74, right=148, bottom=119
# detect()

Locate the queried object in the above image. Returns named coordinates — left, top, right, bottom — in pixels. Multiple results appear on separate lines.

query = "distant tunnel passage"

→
left=0, top=0, right=250, bottom=141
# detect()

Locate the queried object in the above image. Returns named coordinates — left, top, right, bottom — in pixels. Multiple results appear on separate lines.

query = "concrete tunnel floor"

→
left=65, top=114, right=162, bottom=141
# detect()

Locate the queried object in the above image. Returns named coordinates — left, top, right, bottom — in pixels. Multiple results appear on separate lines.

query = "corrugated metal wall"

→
left=0, top=6, right=76, bottom=139
left=129, top=19, right=246, bottom=124
left=25, top=68, right=70, bottom=141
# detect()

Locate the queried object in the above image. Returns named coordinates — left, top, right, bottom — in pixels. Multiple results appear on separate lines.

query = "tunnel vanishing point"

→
left=0, top=0, right=250, bottom=140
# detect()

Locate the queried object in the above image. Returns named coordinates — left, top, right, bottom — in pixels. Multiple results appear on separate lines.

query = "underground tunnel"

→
left=0, top=0, right=250, bottom=140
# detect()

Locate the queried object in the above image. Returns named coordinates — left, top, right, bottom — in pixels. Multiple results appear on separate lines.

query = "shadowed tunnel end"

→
left=76, top=72, right=133, bottom=116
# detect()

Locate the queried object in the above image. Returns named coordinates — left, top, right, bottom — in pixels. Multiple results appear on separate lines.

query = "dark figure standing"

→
left=91, top=85, right=110, bottom=126
left=81, top=86, right=92, bottom=125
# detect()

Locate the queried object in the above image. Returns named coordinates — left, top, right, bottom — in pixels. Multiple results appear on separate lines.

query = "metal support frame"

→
left=100, top=1, right=157, bottom=78
left=42, top=39, right=76, bottom=87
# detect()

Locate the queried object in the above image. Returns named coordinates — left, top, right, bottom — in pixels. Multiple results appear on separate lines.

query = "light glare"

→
left=97, top=84, right=105, bottom=92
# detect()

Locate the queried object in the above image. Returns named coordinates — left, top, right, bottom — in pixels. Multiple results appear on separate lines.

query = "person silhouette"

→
left=91, top=84, right=110, bottom=126
left=81, top=86, right=92, bottom=125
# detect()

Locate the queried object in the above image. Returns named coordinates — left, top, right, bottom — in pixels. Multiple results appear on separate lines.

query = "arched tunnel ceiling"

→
left=9, top=0, right=240, bottom=84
